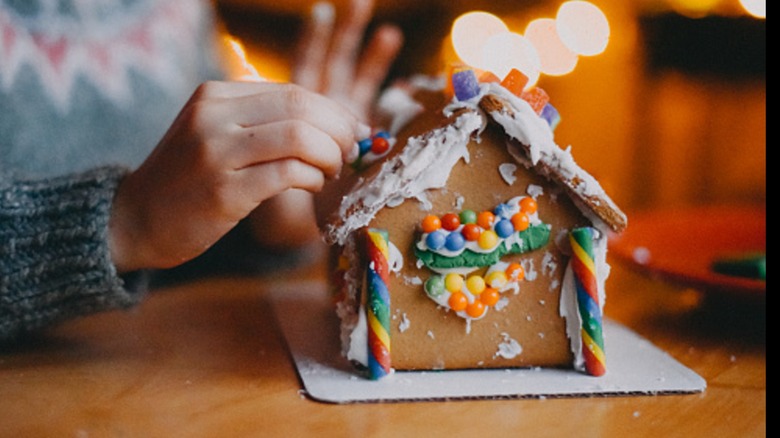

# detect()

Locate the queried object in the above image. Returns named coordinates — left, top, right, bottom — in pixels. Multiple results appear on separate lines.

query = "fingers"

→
left=214, top=84, right=368, bottom=161
left=294, top=2, right=336, bottom=90
left=244, top=159, right=328, bottom=200
left=324, top=0, right=374, bottom=98
left=350, top=24, right=403, bottom=115
left=229, top=120, right=345, bottom=178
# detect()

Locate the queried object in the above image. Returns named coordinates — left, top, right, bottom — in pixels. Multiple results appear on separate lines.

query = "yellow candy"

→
left=485, top=271, right=508, bottom=288
left=478, top=229, right=499, bottom=249
left=445, top=273, right=464, bottom=292
left=466, top=275, right=486, bottom=295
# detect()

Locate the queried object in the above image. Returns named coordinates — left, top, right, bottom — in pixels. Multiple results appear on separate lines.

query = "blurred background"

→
left=214, top=0, right=766, bottom=213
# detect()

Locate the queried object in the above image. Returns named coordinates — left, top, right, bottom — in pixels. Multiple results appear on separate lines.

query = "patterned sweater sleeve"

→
left=0, top=166, right=148, bottom=341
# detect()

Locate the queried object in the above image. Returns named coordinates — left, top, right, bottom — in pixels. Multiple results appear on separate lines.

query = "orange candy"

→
left=477, top=210, right=495, bottom=229
left=519, top=197, right=538, bottom=214
left=501, top=68, right=529, bottom=97
left=479, top=287, right=500, bottom=306
left=511, top=212, right=530, bottom=231
left=466, top=300, right=486, bottom=318
left=461, top=223, right=481, bottom=241
left=448, top=292, right=468, bottom=312
left=478, top=70, right=501, bottom=84
left=506, top=262, right=525, bottom=281
left=421, top=215, right=442, bottom=233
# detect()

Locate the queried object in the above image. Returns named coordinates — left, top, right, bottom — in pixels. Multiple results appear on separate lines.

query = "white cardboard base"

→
left=270, top=281, right=706, bottom=404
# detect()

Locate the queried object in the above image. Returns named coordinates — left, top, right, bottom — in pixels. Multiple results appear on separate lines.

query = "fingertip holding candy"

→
left=351, top=130, right=395, bottom=170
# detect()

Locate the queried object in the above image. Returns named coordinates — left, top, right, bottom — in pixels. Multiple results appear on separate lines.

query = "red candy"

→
left=441, top=213, right=461, bottom=231
left=461, top=223, right=481, bottom=241
left=371, top=136, right=390, bottom=154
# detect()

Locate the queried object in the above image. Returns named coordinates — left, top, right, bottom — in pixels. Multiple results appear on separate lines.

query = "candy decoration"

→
left=452, top=68, right=481, bottom=101
left=352, top=130, right=394, bottom=170
left=569, top=227, right=606, bottom=376
left=500, top=68, right=529, bottom=97
left=478, top=70, right=501, bottom=84
left=541, top=103, right=561, bottom=131
left=520, top=87, right=550, bottom=115
left=365, top=228, right=392, bottom=379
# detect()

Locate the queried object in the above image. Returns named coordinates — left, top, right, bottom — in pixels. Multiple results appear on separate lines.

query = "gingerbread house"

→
left=315, top=71, right=627, bottom=380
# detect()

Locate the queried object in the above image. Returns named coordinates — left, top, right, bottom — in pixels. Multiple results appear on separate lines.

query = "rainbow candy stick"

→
left=569, top=227, right=606, bottom=376
left=365, top=228, right=391, bottom=379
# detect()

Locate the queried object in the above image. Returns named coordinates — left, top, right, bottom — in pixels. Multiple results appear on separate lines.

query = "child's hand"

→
left=108, top=81, right=369, bottom=272
left=293, top=0, right=403, bottom=121
left=246, top=0, right=404, bottom=250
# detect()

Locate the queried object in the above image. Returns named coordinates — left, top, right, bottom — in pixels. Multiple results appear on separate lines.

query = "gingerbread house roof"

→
left=319, top=77, right=627, bottom=246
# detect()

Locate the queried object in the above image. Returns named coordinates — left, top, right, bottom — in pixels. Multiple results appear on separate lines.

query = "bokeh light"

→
left=451, top=12, right=509, bottom=70
left=667, top=0, right=722, bottom=17
left=556, top=1, right=610, bottom=57
left=739, top=0, right=766, bottom=18
left=525, top=18, right=579, bottom=76
left=481, top=32, right=541, bottom=88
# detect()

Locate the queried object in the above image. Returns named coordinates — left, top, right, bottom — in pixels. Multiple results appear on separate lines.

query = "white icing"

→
left=347, top=302, right=369, bottom=365
left=559, top=228, right=610, bottom=373
left=376, top=87, right=424, bottom=136
left=495, top=333, right=523, bottom=359
left=327, top=112, right=482, bottom=246
left=398, top=313, right=410, bottom=333
left=498, top=162, right=518, bottom=185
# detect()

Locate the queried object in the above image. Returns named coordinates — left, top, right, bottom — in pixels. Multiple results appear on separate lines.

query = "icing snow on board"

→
left=270, top=281, right=706, bottom=404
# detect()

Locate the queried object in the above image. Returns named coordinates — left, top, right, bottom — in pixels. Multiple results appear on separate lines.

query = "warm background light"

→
left=451, top=12, right=509, bottom=71
left=667, top=0, right=723, bottom=17
left=482, top=32, right=541, bottom=86
left=525, top=18, right=579, bottom=76
left=556, top=1, right=610, bottom=56
left=739, top=0, right=766, bottom=18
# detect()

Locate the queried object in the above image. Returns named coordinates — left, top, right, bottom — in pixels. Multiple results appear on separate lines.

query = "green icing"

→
left=414, top=224, right=551, bottom=270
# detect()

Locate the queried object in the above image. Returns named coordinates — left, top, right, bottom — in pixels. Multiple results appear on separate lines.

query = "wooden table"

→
left=0, top=251, right=765, bottom=437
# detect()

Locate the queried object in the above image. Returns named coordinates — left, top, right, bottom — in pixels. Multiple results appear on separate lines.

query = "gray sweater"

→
left=1, top=0, right=224, bottom=341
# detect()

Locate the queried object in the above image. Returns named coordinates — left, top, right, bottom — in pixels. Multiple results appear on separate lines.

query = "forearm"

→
left=0, top=167, right=147, bottom=342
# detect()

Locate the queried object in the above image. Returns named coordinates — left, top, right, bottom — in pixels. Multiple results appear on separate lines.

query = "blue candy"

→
left=540, top=103, right=561, bottom=131
left=494, top=219, right=515, bottom=238
left=426, top=230, right=446, bottom=250
left=445, top=231, right=466, bottom=251
left=452, top=69, right=480, bottom=101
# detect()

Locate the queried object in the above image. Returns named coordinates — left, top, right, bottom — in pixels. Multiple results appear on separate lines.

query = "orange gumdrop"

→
left=519, top=197, right=538, bottom=214
left=480, top=287, right=500, bottom=306
left=506, top=262, right=525, bottom=281
left=421, top=215, right=442, bottom=233
left=511, top=212, right=530, bottom=231
left=466, top=300, right=486, bottom=318
left=448, top=292, right=468, bottom=312
left=477, top=211, right=496, bottom=229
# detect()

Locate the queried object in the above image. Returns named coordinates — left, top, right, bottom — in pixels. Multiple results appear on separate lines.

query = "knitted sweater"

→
left=0, top=0, right=223, bottom=341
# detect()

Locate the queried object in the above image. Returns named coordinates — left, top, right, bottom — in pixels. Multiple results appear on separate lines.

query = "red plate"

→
left=609, top=204, right=766, bottom=297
